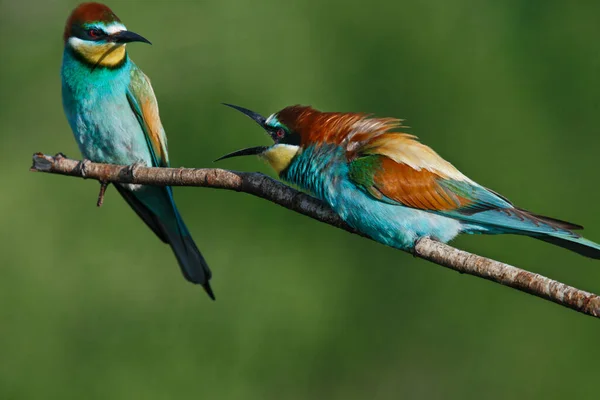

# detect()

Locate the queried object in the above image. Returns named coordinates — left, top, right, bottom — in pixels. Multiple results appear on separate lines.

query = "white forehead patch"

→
left=265, top=114, right=279, bottom=126
left=104, top=22, right=127, bottom=34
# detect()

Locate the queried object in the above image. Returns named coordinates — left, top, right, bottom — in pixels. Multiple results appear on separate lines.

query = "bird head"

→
left=217, top=103, right=398, bottom=173
left=217, top=104, right=304, bottom=175
left=63, top=2, right=151, bottom=69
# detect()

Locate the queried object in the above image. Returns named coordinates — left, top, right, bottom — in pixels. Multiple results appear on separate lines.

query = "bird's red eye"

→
left=87, top=29, right=102, bottom=38
left=276, top=128, right=285, bottom=139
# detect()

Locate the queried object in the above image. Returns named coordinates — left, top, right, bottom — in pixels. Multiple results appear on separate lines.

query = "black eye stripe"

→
left=71, top=25, right=107, bottom=41
left=86, top=28, right=107, bottom=40
left=266, top=124, right=301, bottom=146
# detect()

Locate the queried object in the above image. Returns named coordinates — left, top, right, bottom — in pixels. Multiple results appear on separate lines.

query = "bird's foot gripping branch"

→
left=31, top=153, right=600, bottom=318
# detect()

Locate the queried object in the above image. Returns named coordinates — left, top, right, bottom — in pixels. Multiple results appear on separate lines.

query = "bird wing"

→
left=126, top=65, right=170, bottom=167
left=348, top=133, right=513, bottom=214
left=346, top=128, right=585, bottom=237
left=124, top=65, right=181, bottom=240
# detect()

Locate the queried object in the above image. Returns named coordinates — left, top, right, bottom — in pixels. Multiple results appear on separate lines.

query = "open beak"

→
left=222, top=103, right=268, bottom=128
left=214, top=146, right=269, bottom=162
left=216, top=104, right=271, bottom=162
left=111, top=30, right=152, bottom=45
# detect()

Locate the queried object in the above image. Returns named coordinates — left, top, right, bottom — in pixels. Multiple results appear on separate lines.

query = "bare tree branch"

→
left=31, top=153, right=600, bottom=318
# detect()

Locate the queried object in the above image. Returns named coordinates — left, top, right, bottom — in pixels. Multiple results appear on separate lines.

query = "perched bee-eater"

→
left=61, top=3, right=213, bottom=298
left=219, top=104, right=600, bottom=259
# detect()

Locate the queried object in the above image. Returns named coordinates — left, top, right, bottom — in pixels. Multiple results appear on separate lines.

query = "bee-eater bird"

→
left=219, top=104, right=600, bottom=259
left=61, top=3, right=214, bottom=299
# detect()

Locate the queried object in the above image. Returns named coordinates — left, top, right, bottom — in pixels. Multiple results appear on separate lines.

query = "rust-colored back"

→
left=276, top=105, right=402, bottom=153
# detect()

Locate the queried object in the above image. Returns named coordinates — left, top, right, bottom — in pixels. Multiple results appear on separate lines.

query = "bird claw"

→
left=411, top=236, right=429, bottom=258
left=124, top=162, right=145, bottom=180
left=75, top=159, right=92, bottom=178
left=54, top=152, right=68, bottom=160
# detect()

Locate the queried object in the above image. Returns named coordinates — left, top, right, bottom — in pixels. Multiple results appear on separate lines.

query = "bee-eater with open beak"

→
left=61, top=3, right=214, bottom=299
left=219, top=104, right=600, bottom=259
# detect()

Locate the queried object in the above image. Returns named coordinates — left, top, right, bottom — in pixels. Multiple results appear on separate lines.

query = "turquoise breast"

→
left=61, top=49, right=152, bottom=167
left=282, top=145, right=463, bottom=249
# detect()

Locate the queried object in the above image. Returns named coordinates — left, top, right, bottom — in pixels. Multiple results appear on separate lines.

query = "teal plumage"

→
left=61, top=3, right=213, bottom=298
left=219, top=104, right=600, bottom=260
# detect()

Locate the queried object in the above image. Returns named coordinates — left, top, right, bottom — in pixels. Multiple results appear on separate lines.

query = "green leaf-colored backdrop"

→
left=1, top=1, right=599, bottom=398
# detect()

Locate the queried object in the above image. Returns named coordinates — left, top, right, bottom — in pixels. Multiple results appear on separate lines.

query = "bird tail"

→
left=115, top=184, right=215, bottom=299
left=462, top=207, right=600, bottom=259
left=534, top=233, right=600, bottom=259
left=163, top=214, right=215, bottom=299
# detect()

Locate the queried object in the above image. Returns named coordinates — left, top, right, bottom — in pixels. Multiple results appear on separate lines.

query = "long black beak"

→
left=222, top=103, right=267, bottom=128
left=214, top=146, right=268, bottom=162
left=217, top=104, right=272, bottom=162
left=111, top=30, right=152, bottom=45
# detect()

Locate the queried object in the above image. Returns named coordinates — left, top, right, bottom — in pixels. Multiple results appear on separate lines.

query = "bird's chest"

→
left=62, top=68, right=149, bottom=166
left=282, top=145, right=462, bottom=249
left=282, top=145, right=344, bottom=201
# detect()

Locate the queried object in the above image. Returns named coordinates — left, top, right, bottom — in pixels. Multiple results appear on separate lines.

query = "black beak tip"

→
left=221, top=103, right=267, bottom=127
left=113, top=30, right=152, bottom=45
left=135, top=36, right=152, bottom=45
left=221, top=103, right=249, bottom=114
left=214, top=146, right=269, bottom=162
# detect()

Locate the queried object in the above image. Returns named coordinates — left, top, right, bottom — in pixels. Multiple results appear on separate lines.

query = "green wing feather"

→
left=126, top=65, right=170, bottom=167
left=348, top=154, right=513, bottom=213
left=124, top=65, right=214, bottom=295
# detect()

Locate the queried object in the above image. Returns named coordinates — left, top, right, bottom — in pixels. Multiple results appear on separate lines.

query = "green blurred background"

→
left=1, top=0, right=599, bottom=398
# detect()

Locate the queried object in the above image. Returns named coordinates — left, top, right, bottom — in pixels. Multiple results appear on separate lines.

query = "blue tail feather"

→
left=115, top=184, right=214, bottom=299
left=458, top=207, right=600, bottom=259
left=535, top=234, right=600, bottom=259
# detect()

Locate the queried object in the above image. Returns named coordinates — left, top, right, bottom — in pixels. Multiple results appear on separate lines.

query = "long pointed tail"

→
left=535, top=234, right=600, bottom=259
left=461, top=207, right=600, bottom=259
left=513, top=209, right=600, bottom=259
left=163, top=209, right=215, bottom=299
left=115, top=184, right=214, bottom=299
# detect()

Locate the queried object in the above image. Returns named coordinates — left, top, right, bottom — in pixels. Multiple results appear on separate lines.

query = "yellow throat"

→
left=260, top=144, right=300, bottom=174
left=69, top=37, right=126, bottom=67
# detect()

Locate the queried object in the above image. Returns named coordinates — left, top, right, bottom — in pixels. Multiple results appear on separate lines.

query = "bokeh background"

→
left=1, top=0, right=599, bottom=398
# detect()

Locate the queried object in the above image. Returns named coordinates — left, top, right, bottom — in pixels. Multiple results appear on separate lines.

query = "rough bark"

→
left=31, top=153, right=600, bottom=318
